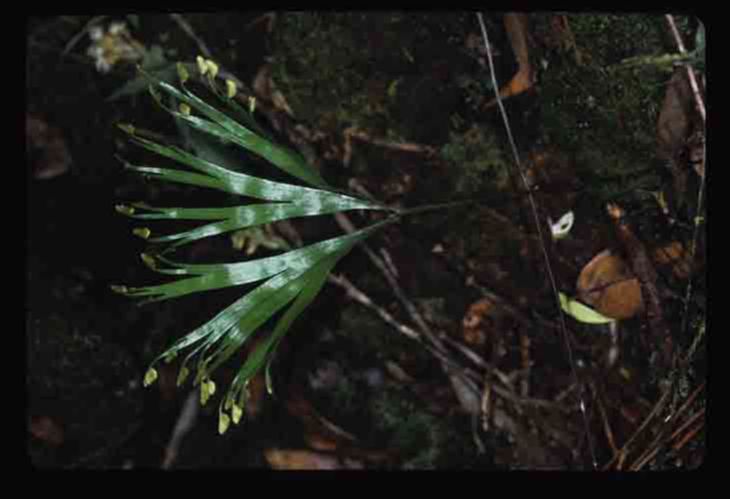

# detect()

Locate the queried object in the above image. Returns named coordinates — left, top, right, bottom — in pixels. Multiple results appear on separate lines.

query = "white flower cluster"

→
left=86, top=21, right=144, bottom=73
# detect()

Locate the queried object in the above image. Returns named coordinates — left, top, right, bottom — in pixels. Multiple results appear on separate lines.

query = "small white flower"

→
left=95, top=57, right=112, bottom=74
left=88, top=25, right=104, bottom=41
left=86, top=45, right=104, bottom=58
left=109, top=21, right=127, bottom=36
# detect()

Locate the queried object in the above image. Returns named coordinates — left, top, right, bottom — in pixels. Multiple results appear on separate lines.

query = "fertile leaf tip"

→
left=110, top=284, right=129, bottom=294
left=265, top=367, right=274, bottom=396
left=200, top=378, right=216, bottom=406
left=116, top=123, right=135, bottom=135
left=115, top=204, right=135, bottom=216
left=140, top=253, right=156, bottom=269
left=143, top=368, right=158, bottom=387
left=177, top=366, right=190, bottom=387
left=206, top=60, right=219, bottom=79
left=133, top=227, right=151, bottom=239
left=196, top=55, right=207, bottom=75
left=218, top=412, right=231, bottom=435
left=226, top=79, right=237, bottom=99
left=177, top=62, right=189, bottom=84
left=231, top=403, right=243, bottom=424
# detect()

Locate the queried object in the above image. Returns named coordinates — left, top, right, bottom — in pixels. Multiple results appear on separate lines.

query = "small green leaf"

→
left=559, top=293, right=615, bottom=324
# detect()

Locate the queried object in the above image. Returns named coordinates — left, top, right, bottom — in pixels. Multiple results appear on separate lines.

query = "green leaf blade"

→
left=559, top=293, right=615, bottom=325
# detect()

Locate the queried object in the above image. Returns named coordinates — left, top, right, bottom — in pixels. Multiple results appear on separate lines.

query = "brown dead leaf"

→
left=657, top=69, right=694, bottom=162
left=286, top=394, right=358, bottom=448
left=484, top=13, right=535, bottom=109
left=284, top=392, right=394, bottom=466
left=577, top=250, right=644, bottom=320
left=245, top=370, right=267, bottom=419
left=28, top=416, right=64, bottom=446
left=252, top=65, right=294, bottom=116
left=264, top=448, right=363, bottom=470
left=461, top=297, right=498, bottom=348
left=653, top=241, right=692, bottom=280
left=26, top=114, right=72, bottom=179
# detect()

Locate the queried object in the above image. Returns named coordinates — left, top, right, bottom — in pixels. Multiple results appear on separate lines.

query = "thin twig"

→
left=669, top=407, right=704, bottom=443
left=602, top=388, right=671, bottom=469
left=672, top=420, right=703, bottom=452
left=628, top=382, right=704, bottom=469
left=169, top=13, right=212, bottom=59
left=630, top=445, right=660, bottom=470
left=334, top=212, right=447, bottom=354
left=480, top=372, right=493, bottom=432
left=679, top=142, right=706, bottom=338
left=476, top=12, right=597, bottom=469
left=62, top=15, right=107, bottom=55
left=594, top=385, right=618, bottom=454
left=327, top=273, right=420, bottom=342
left=162, top=389, right=199, bottom=469
left=667, top=381, right=705, bottom=425
left=665, top=16, right=707, bottom=346
left=327, top=273, right=482, bottom=389
left=664, top=15, right=705, bottom=122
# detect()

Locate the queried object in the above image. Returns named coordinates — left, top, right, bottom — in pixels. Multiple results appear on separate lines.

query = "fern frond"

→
left=114, top=63, right=395, bottom=432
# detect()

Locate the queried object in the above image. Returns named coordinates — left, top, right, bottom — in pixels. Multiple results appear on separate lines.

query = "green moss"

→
left=369, top=384, right=475, bottom=469
left=27, top=314, right=143, bottom=467
left=534, top=14, right=677, bottom=200
left=337, top=304, right=431, bottom=365
left=271, top=12, right=473, bottom=144
left=440, top=123, right=511, bottom=196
